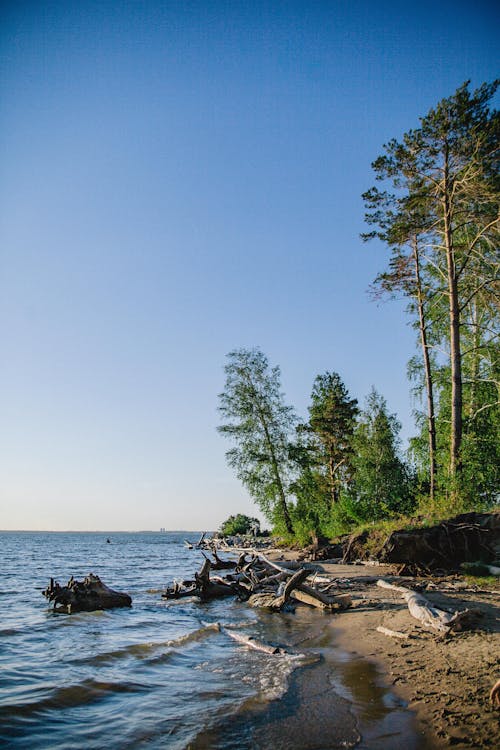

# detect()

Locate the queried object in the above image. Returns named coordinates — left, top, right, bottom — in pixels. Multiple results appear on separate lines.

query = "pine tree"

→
left=363, top=81, right=499, bottom=494
left=350, top=389, right=412, bottom=520
left=307, top=372, right=358, bottom=505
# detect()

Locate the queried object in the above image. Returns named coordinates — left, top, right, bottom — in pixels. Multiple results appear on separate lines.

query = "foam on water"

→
left=0, top=531, right=429, bottom=750
left=0, top=532, right=314, bottom=749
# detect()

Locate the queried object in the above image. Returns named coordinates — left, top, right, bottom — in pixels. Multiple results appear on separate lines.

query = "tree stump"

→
left=42, top=574, right=132, bottom=614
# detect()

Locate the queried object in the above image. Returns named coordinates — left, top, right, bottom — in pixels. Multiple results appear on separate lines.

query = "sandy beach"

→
left=265, top=552, right=500, bottom=749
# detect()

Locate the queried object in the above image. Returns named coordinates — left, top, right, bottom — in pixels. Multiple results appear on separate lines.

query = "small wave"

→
left=0, top=678, right=147, bottom=719
left=71, top=623, right=220, bottom=666
left=238, top=650, right=319, bottom=703
left=256, top=651, right=320, bottom=702
left=0, top=628, right=19, bottom=636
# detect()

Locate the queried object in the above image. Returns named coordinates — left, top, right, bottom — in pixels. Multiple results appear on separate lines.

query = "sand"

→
left=269, top=552, right=500, bottom=749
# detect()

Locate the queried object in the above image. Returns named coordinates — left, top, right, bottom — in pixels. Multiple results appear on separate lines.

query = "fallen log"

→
left=377, top=579, right=475, bottom=632
left=254, top=553, right=298, bottom=576
left=490, top=679, right=500, bottom=708
left=163, top=559, right=241, bottom=601
left=248, top=568, right=310, bottom=610
left=42, top=574, right=132, bottom=614
left=376, top=626, right=411, bottom=640
left=220, top=625, right=288, bottom=655
left=291, top=585, right=352, bottom=611
left=202, top=550, right=237, bottom=570
left=194, top=558, right=236, bottom=600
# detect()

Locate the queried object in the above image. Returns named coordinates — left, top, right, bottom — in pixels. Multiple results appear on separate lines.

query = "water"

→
left=0, top=532, right=428, bottom=749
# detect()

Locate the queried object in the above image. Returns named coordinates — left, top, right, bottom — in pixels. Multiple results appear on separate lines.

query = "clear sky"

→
left=1, top=1, right=498, bottom=531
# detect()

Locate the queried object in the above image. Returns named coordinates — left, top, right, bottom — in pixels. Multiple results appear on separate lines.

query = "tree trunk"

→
left=443, top=144, right=463, bottom=479
left=468, top=300, right=481, bottom=421
left=328, top=454, right=338, bottom=506
left=260, top=416, right=294, bottom=533
left=377, top=579, right=474, bottom=632
left=42, top=574, right=132, bottom=613
left=243, top=370, right=294, bottom=534
left=413, top=236, right=437, bottom=499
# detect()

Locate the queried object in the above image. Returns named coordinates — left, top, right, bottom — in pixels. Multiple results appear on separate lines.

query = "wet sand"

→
left=274, top=554, right=500, bottom=749
left=191, top=597, right=433, bottom=749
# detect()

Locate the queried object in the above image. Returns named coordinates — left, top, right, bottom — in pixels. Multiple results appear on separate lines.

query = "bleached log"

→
left=255, top=553, right=298, bottom=576
left=221, top=626, right=288, bottom=655
left=377, top=579, right=473, bottom=632
left=490, top=679, right=500, bottom=708
left=376, top=626, right=410, bottom=639
left=290, top=588, right=352, bottom=611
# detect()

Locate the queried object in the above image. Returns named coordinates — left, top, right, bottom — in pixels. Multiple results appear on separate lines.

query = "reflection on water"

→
left=327, top=642, right=432, bottom=750
left=340, top=657, right=398, bottom=722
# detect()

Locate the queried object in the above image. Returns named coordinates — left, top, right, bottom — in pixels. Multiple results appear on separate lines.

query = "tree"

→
left=219, top=514, right=261, bottom=537
left=362, top=197, right=438, bottom=499
left=350, top=389, right=412, bottom=520
left=363, top=81, right=499, bottom=491
left=218, top=348, right=296, bottom=534
left=306, top=372, right=358, bottom=505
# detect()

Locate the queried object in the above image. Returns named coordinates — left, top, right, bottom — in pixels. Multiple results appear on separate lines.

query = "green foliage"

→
left=218, top=348, right=296, bottom=534
left=306, top=372, right=358, bottom=505
left=348, top=389, right=415, bottom=521
left=219, top=513, right=260, bottom=537
left=216, top=83, right=499, bottom=547
left=363, top=79, right=499, bottom=510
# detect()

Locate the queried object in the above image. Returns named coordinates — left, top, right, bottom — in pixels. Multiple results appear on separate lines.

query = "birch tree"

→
left=218, top=348, right=296, bottom=534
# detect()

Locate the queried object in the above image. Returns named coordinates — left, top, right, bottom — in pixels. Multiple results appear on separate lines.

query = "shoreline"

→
left=264, top=551, right=499, bottom=749
left=190, top=603, right=429, bottom=750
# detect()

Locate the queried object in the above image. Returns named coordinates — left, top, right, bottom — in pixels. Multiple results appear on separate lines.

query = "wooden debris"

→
left=162, top=551, right=351, bottom=615
left=376, top=579, right=475, bottom=632
left=248, top=569, right=310, bottom=610
left=42, top=574, right=132, bottom=614
left=490, top=679, right=500, bottom=708
left=376, top=625, right=411, bottom=639
left=291, top=585, right=352, bottom=611
left=202, top=549, right=238, bottom=570
left=221, top=626, right=288, bottom=655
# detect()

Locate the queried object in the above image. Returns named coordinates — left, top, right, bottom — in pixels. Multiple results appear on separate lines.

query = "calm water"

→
left=0, top=532, right=428, bottom=749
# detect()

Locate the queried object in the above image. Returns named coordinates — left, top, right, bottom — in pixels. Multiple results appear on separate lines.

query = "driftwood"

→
left=202, top=549, right=237, bottom=570
left=184, top=532, right=209, bottom=550
left=376, top=625, right=411, bottom=640
left=490, top=679, right=500, bottom=708
left=162, top=551, right=351, bottom=614
left=42, top=574, right=132, bottom=614
left=219, top=625, right=288, bottom=655
left=291, top=586, right=352, bottom=611
left=248, top=569, right=310, bottom=610
left=377, top=579, right=475, bottom=632
left=162, top=558, right=239, bottom=601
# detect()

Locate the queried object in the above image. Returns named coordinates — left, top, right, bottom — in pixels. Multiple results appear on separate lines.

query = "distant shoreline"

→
left=0, top=528, right=214, bottom=534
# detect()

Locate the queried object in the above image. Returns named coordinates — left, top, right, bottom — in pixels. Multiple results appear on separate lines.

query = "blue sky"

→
left=1, top=1, right=498, bottom=530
